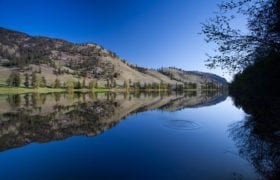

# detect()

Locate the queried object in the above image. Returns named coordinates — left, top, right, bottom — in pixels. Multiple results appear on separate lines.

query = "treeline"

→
left=5, top=72, right=97, bottom=90
left=5, top=72, right=223, bottom=91
left=122, top=80, right=199, bottom=91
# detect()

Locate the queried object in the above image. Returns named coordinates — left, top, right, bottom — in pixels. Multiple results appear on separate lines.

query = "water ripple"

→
left=162, top=119, right=201, bottom=131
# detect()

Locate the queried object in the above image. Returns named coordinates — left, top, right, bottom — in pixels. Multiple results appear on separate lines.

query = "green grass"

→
left=0, top=86, right=113, bottom=94
left=0, top=86, right=224, bottom=95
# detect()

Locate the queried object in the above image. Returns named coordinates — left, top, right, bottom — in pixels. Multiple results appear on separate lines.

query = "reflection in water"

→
left=162, top=119, right=201, bottom=131
left=230, top=89, right=280, bottom=179
left=0, top=90, right=226, bottom=152
left=229, top=117, right=280, bottom=179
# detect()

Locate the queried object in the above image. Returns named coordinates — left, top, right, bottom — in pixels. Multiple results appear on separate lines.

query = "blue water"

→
left=0, top=96, right=258, bottom=179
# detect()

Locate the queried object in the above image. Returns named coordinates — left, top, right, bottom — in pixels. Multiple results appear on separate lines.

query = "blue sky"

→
left=0, top=0, right=231, bottom=79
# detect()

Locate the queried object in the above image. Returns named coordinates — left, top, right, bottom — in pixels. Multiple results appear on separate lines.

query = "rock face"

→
left=0, top=27, right=227, bottom=87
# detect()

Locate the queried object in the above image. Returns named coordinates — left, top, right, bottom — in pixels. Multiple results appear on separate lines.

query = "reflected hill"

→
left=159, top=90, right=227, bottom=111
left=0, top=91, right=226, bottom=152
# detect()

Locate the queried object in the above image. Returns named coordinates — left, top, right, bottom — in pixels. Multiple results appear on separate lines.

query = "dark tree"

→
left=31, top=72, right=39, bottom=88
left=202, top=0, right=280, bottom=72
left=40, top=76, right=47, bottom=87
left=7, top=72, right=21, bottom=87
left=75, top=80, right=81, bottom=89
left=89, top=80, right=97, bottom=89
left=14, top=73, right=21, bottom=87
left=82, top=78, right=86, bottom=88
left=24, top=73, right=29, bottom=87
left=54, top=79, right=61, bottom=88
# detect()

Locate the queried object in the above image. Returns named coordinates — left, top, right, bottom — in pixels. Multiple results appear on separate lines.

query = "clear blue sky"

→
left=0, top=0, right=231, bottom=79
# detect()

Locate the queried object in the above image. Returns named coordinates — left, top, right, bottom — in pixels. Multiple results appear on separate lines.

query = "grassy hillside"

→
left=0, top=27, right=227, bottom=91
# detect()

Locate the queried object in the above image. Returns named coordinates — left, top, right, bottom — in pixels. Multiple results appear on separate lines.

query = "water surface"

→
left=0, top=91, right=261, bottom=179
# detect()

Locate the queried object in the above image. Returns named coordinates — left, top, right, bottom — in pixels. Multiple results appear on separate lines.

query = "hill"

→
left=0, top=27, right=227, bottom=89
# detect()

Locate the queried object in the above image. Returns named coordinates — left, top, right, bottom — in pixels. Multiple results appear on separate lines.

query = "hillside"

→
left=158, top=67, right=228, bottom=89
left=0, top=27, right=227, bottom=88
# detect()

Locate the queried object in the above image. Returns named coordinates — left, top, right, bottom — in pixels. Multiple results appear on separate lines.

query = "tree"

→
left=106, top=79, right=110, bottom=88
left=82, top=78, right=86, bottom=88
left=89, top=80, right=97, bottom=89
left=14, top=73, right=21, bottom=87
left=24, top=73, right=29, bottom=87
left=123, top=80, right=128, bottom=89
left=112, top=79, right=117, bottom=88
left=75, top=80, right=81, bottom=89
left=201, top=0, right=280, bottom=72
left=31, top=72, right=40, bottom=88
left=40, top=76, right=47, bottom=87
left=95, top=81, right=98, bottom=89
left=7, top=72, right=21, bottom=87
left=54, top=79, right=61, bottom=88
left=67, top=79, right=74, bottom=92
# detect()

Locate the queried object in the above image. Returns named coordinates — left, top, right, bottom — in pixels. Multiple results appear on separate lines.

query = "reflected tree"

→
left=229, top=116, right=280, bottom=179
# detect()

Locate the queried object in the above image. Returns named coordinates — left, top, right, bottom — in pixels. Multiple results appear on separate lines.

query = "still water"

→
left=0, top=91, right=261, bottom=179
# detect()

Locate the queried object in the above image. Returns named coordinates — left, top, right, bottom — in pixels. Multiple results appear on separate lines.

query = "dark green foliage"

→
left=106, top=79, right=110, bottom=88
left=75, top=81, right=81, bottom=89
left=31, top=72, right=40, bottom=88
left=230, top=51, right=280, bottom=123
left=82, top=78, right=86, bottom=88
left=24, top=73, right=29, bottom=87
left=53, top=79, right=61, bottom=88
left=66, top=80, right=74, bottom=91
left=133, top=82, right=141, bottom=90
left=40, top=76, right=47, bottom=87
left=184, top=82, right=197, bottom=89
left=6, top=72, right=21, bottom=87
left=174, top=83, right=184, bottom=91
left=88, top=80, right=98, bottom=89
left=6, top=94, right=21, bottom=107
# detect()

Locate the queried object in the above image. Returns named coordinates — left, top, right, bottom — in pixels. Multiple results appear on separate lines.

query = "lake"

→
left=0, top=91, right=263, bottom=179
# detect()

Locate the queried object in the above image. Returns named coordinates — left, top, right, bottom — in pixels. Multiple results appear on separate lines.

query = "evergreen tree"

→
left=89, top=80, right=97, bottom=89
left=106, top=79, right=110, bottom=88
left=31, top=72, right=40, bottom=88
left=40, top=76, right=47, bottom=87
left=67, top=79, right=74, bottom=92
left=82, top=78, right=86, bottom=88
left=54, top=79, right=61, bottom=88
left=7, top=72, right=21, bottom=87
left=24, top=73, right=29, bottom=87
left=112, top=79, right=117, bottom=88
left=123, top=80, right=128, bottom=89
left=14, top=73, right=21, bottom=87
left=75, top=80, right=81, bottom=89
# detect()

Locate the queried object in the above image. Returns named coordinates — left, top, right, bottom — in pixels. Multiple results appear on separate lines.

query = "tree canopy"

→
left=202, top=0, right=280, bottom=72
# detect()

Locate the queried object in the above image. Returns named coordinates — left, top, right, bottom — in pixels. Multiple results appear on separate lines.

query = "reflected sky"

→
left=0, top=92, right=259, bottom=179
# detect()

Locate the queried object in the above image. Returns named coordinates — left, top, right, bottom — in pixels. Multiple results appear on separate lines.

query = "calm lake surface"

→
left=0, top=91, right=261, bottom=179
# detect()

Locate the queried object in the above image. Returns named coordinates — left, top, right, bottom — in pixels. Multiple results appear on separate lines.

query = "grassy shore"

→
left=0, top=86, right=222, bottom=95
left=0, top=87, right=125, bottom=94
left=0, top=87, right=66, bottom=94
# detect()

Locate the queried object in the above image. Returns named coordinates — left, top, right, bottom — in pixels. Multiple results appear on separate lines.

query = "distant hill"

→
left=0, top=27, right=227, bottom=88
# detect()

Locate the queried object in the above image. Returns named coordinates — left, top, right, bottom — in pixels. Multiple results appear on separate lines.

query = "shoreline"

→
left=0, top=86, right=224, bottom=95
